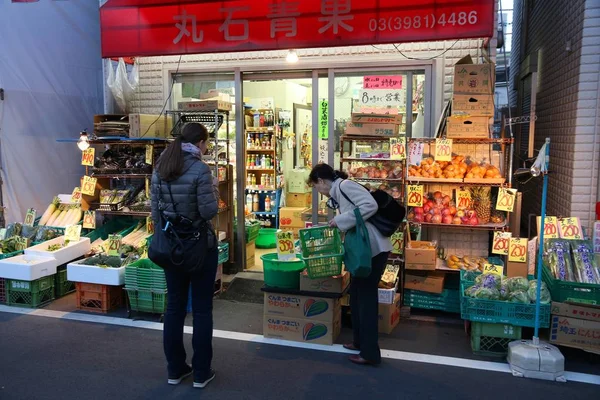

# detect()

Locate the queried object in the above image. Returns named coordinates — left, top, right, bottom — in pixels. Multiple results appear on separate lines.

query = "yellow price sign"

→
left=107, top=234, right=122, bottom=256
left=559, top=217, right=583, bottom=240
left=71, top=187, right=82, bottom=204
left=145, top=145, right=154, bottom=165
left=391, top=231, right=404, bottom=255
left=509, top=237, right=528, bottom=263
left=483, top=263, right=504, bottom=276
left=65, top=225, right=82, bottom=243
left=81, top=148, right=95, bottom=167
left=537, top=216, right=559, bottom=239
left=146, top=216, right=155, bottom=235
left=434, top=138, right=452, bottom=162
left=24, top=208, right=36, bottom=227
left=81, top=176, right=97, bottom=196
left=145, top=177, right=151, bottom=198
left=83, top=211, right=96, bottom=230
left=15, top=236, right=29, bottom=251
left=492, top=231, right=512, bottom=255
left=276, top=230, right=295, bottom=260
left=455, top=189, right=471, bottom=210
left=407, top=185, right=424, bottom=207
left=496, top=188, right=517, bottom=212
left=389, top=137, right=406, bottom=160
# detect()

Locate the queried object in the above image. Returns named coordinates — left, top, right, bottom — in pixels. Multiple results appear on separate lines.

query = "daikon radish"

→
left=40, top=197, right=60, bottom=226
left=46, top=208, right=63, bottom=227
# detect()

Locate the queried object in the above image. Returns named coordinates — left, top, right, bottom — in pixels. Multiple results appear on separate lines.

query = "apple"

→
left=452, top=216, right=462, bottom=225
left=433, top=208, right=442, bottom=215
left=449, top=206, right=457, bottom=216
left=441, top=208, right=452, bottom=217
left=413, top=213, right=424, bottom=223
left=442, top=195, right=451, bottom=206
left=433, top=191, right=443, bottom=200
left=414, top=207, right=424, bottom=215
left=425, top=213, right=434, bottom=223
left=423, top=204, right=432, bottom=214
left=431, top=214, right=443, bottom=224
left=426, top=200, right=435, bottom=209
left=468, top=216, right=479, bottom=226
left=442, top=215, right=453, bottom=224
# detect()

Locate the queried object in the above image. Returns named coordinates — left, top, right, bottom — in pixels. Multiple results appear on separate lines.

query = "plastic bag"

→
left=570, top=241, right=600, bottom=284
left=475, top=273, right=502, bottom=290
left=105, top=58, right=138, bottom=113
left=508, top=290, right=529, bottom=304
left=544, top=239, right=575, bottom=282
left=527, top=280, right=551, bottom=304
left=473, top=287, right=500, bottom=300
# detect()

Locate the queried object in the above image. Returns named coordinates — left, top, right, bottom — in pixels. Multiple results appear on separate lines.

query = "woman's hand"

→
left=328, top=219, right=338, bottom=228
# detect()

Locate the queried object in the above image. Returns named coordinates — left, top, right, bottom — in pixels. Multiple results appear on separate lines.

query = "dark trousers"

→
left=350, top=251, right=389, bottom=363
left=163, top=247, right=218, bottom=380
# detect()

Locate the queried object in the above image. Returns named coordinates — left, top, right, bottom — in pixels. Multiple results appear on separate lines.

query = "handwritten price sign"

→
left=145, top=145, right=154, bottom=165
left=146, top=216, right=155, bottom=235
left=496, top=188, right=517, bottom=212
left=407, top=185, right=424, bottom=207
left=492, top=231, right=512, bottom=255
left=107, top=234, right=122, bottom=256
left=71, top=187, right=82, bottom=204
left=483, top=263, right=504, bottom=276
left=455, top=189, right=471, bottom=210
left=434, top=138, right=452, bottom=162
left=81, top=148, right=95, bottom=167
left=389, top=137, right=406, bottom=160
left=276, top=230, right=295, bottom=261
left=559, top=217, right=583, bottom=240
left=24, top=208, right=36, bottom=227
left=83, top=211, right=96, bottom=230
left=509, top=238, right=528, bottom=263
left=391, top=231, right=404, bottom=255
left=15, top=237, right=29, bottom=251
left=81, top=176, right=97, bottom=196
left=408, top=142, right=424, bottom=166
left=537, top=216, right=559, bottom=239
left=65, top=225, right=82, bottom=243
left=145, top=177, right=151, bottom=198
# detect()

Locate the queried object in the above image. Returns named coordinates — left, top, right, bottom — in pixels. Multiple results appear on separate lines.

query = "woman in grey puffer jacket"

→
left=151, top=123, right=219, bottom=389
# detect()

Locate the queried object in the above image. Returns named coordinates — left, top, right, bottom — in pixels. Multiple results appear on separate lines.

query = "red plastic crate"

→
left=0, top=278, right=6, bottom=304
left=75, top=282, right=124, bottom=313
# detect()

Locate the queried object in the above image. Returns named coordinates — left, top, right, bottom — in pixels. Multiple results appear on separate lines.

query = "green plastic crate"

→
left=405, top=289, right=461, bottom=313
left=54, top=268, right=76, bottom=298
left=85, top=219, right=138, bottom=243
left=471, top=322, right=522, bottom=357
left=246, top=221, right=261, bottom=243
left=0, top=250, right=24, bottom=260
left=0, top=278, right=6, bottom=304
left=6, top=275, right=55, bottom=308
left=218, top=242, right=230, bottom=264
left=542, top=264, right=600, bottom=305
left=126, top=289, right=167, bottom=314
left=298, top=227, right=344, bottom=279
left=124, top=259, right=166, bottom=291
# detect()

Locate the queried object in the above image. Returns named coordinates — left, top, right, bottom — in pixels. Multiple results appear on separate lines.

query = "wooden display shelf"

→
left=342, top=157, right=395, bottom=162
left=349, top=176, right=404, bottom=183
left=247, top=148, right=275, bottom=153
left=341, top=135, right=404, bottom=142
left=91, top=174, right=151, bottom=179
left=463, top=177, right=506, bottom=185
left=247, top=168, right=275, bottom=172
left=246, top=127, right=275, bottom=132
left=407, top=177, right=463, bottom=184
left=95, top=210, right=151, bottom=217
left=407, top=176, right=508, bottom=186
left=409, top=221, right=508, bottom=230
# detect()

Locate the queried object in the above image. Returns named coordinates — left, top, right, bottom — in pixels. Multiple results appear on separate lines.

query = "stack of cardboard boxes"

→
left=377, top=263, right=402, bottom=334
left=549, top=302, right=600, bottom=353
left=281, top=168, right=312, bottom=238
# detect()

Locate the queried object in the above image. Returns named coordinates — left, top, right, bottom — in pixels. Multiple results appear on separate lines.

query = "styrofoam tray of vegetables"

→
left=0, top=254, right=57, bottom=281
left=67, top=255, right=125, bottom=286
left=25, top=236, right=91, bottom=266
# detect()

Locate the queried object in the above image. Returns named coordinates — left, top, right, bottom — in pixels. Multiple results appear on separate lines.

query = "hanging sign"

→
left=24, top=209, right=36, bottom=227
left=509, top=237, right=528, bottom=263
left=71, top=188, right=82, bottom=204
left=536, top=216, right=559, bottom=239
left=319, top=99, right=328, bottom=140
left=407, top=185, right=424, bottom=207
left=107, top=234, right=122, bottom=256
left=455, top=189, right=471, bottom=210
left=408, top=141, right=424, bottom=166
left=146, top=216, right=155, bottom=235
left=65, top=225, right=82, bottom=243
left=434, top=138, right=452, bottom=161
left=559, top=217, right=583, bottom=240
left=495, top=188, right=517, bottom=212
left=389, top=137, right=406, bottom=160
left=83, top=211, right=96, bottom=230
left=81, top=176, right=97, bottom=197
left=483, top=263, right=504, bottom=276
left=363, top=76, right=403, bottom=89
left=81, top=148, right=95, bottom=167
left=145, top=145, right=154, bottom=165
left=145, top=177, right=151, bottom=198
left=276, top=230, right=295, bottom=261
left=492, top=231, right=511, bottom=255
left=391, top=231, right=404, bottom=255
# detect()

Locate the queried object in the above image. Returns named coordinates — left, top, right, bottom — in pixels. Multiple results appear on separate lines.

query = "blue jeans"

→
left=163, top=247, right=218, bottom=380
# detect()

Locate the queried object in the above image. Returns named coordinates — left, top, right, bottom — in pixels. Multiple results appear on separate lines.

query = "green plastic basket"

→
left=6, top=275, right=55, bottom=308
left=298, top=227, right=344, bottom=279
left=470, top=322, right=522, bottom=357
left=542, top=264, right=600, bottom=305
left=126, top=289, right=168, bottom=314
left=261, top=253, right=305, bottom=290
left=124, top=259, right=166, bottom=291
left=218, top=242, right=230, bottom=264
left=54, top=268, right=76, bottom=298
left=245, top=221, right=261, bottom=243
left=256, top=228, right=277, bottom=249
left=405, top=289, right=461, bottom=313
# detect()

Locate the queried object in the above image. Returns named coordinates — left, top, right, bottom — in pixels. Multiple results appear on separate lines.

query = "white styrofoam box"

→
left=0, top=255, right=57, bottom=281
left=67, top=259, right=125, bottom=286
left=25, top=236, right=91, bottom=266
left=378, top=279, right=399, bottom=304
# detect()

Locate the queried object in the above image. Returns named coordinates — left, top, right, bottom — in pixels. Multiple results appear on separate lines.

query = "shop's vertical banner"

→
left=319, top=99, right=328, bottom=140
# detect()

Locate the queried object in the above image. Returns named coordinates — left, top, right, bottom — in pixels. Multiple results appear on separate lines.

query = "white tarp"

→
left=0, top=0, right=103, bottom=223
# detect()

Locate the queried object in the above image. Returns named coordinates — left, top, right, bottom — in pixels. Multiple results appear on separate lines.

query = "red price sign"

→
left=537, top=216, right=558, bottom=239
left=81, top=176, right=97, bottom=196
left=455, top=189, right=471, bottom=210
left=407, top=185, right=424, bottom=207
left=559, top=217, right=583, bottom=240
left=390, top=137, right=406, bottom=160
left=496, top=188, right=517, bottom=212
left=71, top=187, right=82, bottom=204
left=509, top=238, right=528, bottom=263
left=83, top=211, right=96, bottom=230
left=492, top=231, right=511, bottom=255
left=276, top=230, right=295, bottom=260
left=81, top=148, right=95, bottom=167
left=435, top=138, right=452, bottom=162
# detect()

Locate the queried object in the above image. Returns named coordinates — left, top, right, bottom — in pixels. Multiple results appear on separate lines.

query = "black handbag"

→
left=148, top=181, right=215, bottom=273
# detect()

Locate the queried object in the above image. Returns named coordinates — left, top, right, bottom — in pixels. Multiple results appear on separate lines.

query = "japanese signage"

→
left=81, top=148, right=95, bottom=167
left=495, top=188, right=517, bottom=213
left=71, top=187, right=82, bottom=204
left=408, top=141, right=424, bottom=166
left=107, top=234, right=122, bottom=256
left=492, top=231, right=511, bottom=256
left=363, top=75, right=402, bottom=89
left=455, top=189, right=471, bottom=210
left=389, top=137, right=406, bottom=160
left=100, top=0, right=495, bottom=58
left=276, top=230, right=296, bottom=261
left=360, top=89, right=406, bottom=108
left=483, top=263, right=503, bottom=277
left=65, top=225, right=82, bottom=243
left=81, top=176, right=98, bottom=197
left=318, top=140, right=328, bottom=164
left=391, top=231, right=404, bottom=255
left=319, top=99, right=328, bottom=140
left=434, top=138, right=452, bottom=162
left=83, top=211, right=96, bottom=230
left=509, top=237, right=528, bottom=263
left=145, top=145, right=154, bottom=165
left=537, top=216, right=559, bottom=239
left=559, top=217, right=583, bottom=240
left=407, top=185, right=424, bottom=207
left=24, top=209, right=36, bottom=227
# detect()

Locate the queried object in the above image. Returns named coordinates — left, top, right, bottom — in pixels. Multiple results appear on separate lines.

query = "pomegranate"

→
left=442, top=195, right=452, bottom=206
left=423, top=204, right=432, bottom=213
left=468, top=216, right=479, bottom=226
left=442, top=215, right=453, bottom=224
left=431, top=214, right=443, bottom=224
left=413, top=213, right=424, bottom=223
left=433, top=191, right=443, bottom=200
left=425, top=213, right=434, bottom=223
left=452, top=216, right=462, bottom=225
left=441, top=208, right=452, bottom=217
left=414, top=207, right=424, bottom=215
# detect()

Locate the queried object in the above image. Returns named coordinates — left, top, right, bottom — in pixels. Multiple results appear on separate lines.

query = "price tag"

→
left=434, top=138, right=452, bottom=162
left=146, top=216, right=155, bottom=235
left=389, top=137, right=406, bottom=160
left=536, top=216, right=559, bottom=239
left=145, top=177, right=150, bottom=198
left=71, top=187, right=82, bottom=204
left=107, top=234, right=122, bottom=256
left=408, top=141, right=424, bottom=166
left=455, top=189, right=472, bottom=210
left=509, top=238, right=528, bottom=263
left=145, top=145, right=154, bottom=165
left=83, top=210, right=96, bottom=229
left=24, top=208, right=36, bottom=227
left=15, top=236, right=29, bottom=251
left=559, top=217, right=583, bottom=240
left=483, top=263, right=504, bottom=276
left=391, top=231, right=404, bottom=255
left=276, top=230, right=295, bottom=261
left=65, top=225, right=82, bottom=243
left=496, top=188, right=517, bottom=212
left=81, top=148, right=95, bottom=166
left=407, top=185, right=424, bottom=207
left=492, top=231, right=512, bottom=255
left=81, top=176, right=97, bottom=196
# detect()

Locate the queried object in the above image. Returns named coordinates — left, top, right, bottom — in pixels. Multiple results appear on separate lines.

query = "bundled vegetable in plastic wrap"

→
left=499, top=281, right=510, bottom=300
left=570, top=240, right=600, bottom=284
left=473, top=287, right=500, bottom=300
left=474, top=273, right=502, bottom=290
left=505, top=276, right=529, bottom=293
left=508, top=290, right=530, bottom=304
left=527, top=280, right=551, bottom=304
left=544, top=239, right=575, bottom=282
left=464, top=285, right=481, bottom=298
left=463, top=270, right=480, bottom=283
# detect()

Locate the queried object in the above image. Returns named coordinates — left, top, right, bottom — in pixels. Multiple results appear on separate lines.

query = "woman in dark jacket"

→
left=151, top=123, right=219, bottom=389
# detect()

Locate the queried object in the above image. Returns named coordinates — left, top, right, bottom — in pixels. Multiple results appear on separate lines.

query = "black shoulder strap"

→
left=338, top=180, right=356, bottom=207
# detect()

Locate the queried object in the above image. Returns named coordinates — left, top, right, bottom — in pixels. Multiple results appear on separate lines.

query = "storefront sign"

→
left=360, top=89, right=406, bottom=108
left=407, top=185, right=424, bottom=207
left=492, top=231, right=511, bottom=256
left=509, top=237, right=528, bottom=263
left=81, top=148, right=95, bottom=167
left=363, top=76, right=402, bottom=90
left=389, top=137, right=406, bottom=160
left=83, top=211, right=96, bottom=230
left=495, top=188, right=517, bottom=213
left=24, top=209, right=36, bottom=227
left=319, top=99, right=328, bottom=140
left=100, top=0, right=495, bottom=57
left=434, top=138, right=452, bottom=162
left=536, top=216, right=559, bottom=239
left=318, top=140, right=328, bottom=164
left=559, top=217, right=583, bottom=240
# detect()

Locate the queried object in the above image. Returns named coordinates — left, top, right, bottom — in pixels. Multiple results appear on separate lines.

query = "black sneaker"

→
left=167, top=365, right=193, bottom=385
left=193, top=370, right=216, bottom=389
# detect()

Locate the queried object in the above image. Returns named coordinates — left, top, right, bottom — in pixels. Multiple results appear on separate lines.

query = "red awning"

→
left=100, top=0, right=495, bottom=58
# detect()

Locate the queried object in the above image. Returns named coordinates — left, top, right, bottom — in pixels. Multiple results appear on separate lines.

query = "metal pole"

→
left=311, top=70, right=319, bottom=226
left=234, top=68, right=246, bottom=271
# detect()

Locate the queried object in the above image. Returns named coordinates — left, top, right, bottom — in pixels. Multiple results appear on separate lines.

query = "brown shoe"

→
left=348, top=355, right=378, bottom=366
left=343, top=343, right=360, bottom=352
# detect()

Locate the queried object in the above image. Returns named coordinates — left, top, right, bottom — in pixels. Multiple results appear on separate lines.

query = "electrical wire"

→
left=392, top=40, right=459, bottom=60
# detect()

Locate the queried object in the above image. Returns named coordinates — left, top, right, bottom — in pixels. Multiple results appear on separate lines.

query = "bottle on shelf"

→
left=253, top=193, right=259, bottom=212
left=246, top=174, right=252, bottom=187
left=251, top=174, right=256, bottom=186
left=246, top=154, right=250, bottom=168
left=253, top=113, right=260, bottom=127
left=265, top=195, right=271, bottom=212
left=261, top=155, right=266, bottom=168
left=261, top=175, right=266, bottom=187
left=246, top=193, right=253, bottom=214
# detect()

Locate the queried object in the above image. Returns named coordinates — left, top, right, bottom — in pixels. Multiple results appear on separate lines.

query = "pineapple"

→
left=470, top=186, right=492, bottom=224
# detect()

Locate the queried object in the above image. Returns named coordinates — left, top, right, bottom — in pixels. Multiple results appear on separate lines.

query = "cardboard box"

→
left=378, top=279, right=399, bottom=304
left=300, top=270, right=350, bottom=294
left=288, top=169, right=311, bottom=194
left=178, top=100, right=232, bottom=112
left=287, top=193, right=312, bottom=208
left=446, top=116, right=491, bottom=139
left=345, top=122, right=400, bottom=136
left=129, top=113, right=173, bottom=139
left=263, top=293, right=341, bottom=322
left=263, top=313, right=341, bottom=346
left=528, top=238, right=538, bottom=276
left=451, top=94, right=495, bottom=117
left=507, top=260, right=528, bottom=278
left=550, top=313, right=600, bottom=351
left=280, top=207, right=307, bottom=228
left=405, top=241, right=437, bottom=271
left=453, top=57, right=495, bottom=95
left=351, top=113, right=403, bottom=125
left=404, top=271, right=445, bottom=294
left=378, top=293, right=401, bottom=334
left=551, top=302, right=600, bottom=322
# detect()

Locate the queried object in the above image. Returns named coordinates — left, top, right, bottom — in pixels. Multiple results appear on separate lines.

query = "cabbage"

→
left=465, top=285, right=481, bottom=298
left=508, top=290, right=529, bottom=304
left=505, top=277, right=529, bottom=293
left=463, top=270, right=480, bottom=282
left=473, top=287, right=500, bottom=300
left=499, top=281, right=510, bottom=301
left=475, top=273, right=502, bottom=290
left=527, top=280, right=551, bottom=304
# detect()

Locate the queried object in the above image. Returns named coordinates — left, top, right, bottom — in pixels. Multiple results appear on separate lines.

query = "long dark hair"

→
left=307, top=163, right=348, bottom=184
left=156, top=123, right=209, bottom=181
